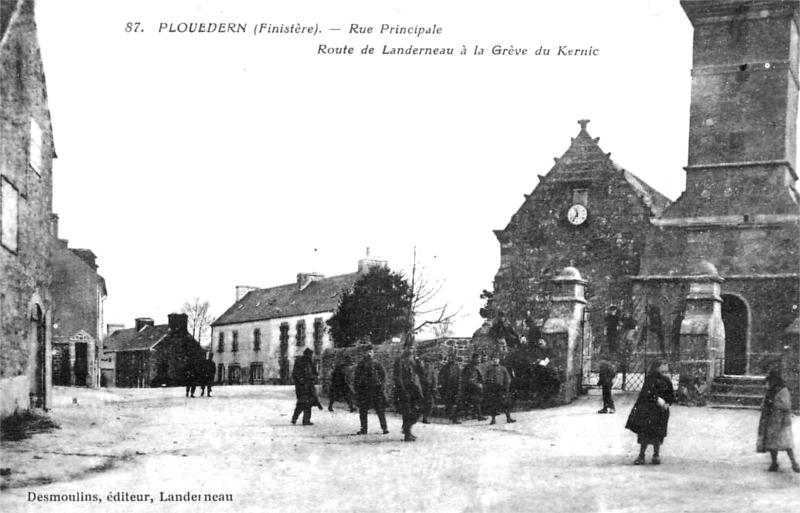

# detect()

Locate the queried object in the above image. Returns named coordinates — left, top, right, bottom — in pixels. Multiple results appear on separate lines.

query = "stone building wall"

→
left=0, top=0, right=56, bottom=416
left=492, top=122, right=669, bottom=356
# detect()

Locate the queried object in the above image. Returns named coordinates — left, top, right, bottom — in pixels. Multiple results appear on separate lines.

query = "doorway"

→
left=721, top=295, right=749, bottom=375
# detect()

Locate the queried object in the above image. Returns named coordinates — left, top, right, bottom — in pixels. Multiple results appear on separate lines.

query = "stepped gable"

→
left=213, top=272, right=360, bottom=327
left=545, top=120, right=615, bottom=182
left=542, top=120, right=671, bottom=217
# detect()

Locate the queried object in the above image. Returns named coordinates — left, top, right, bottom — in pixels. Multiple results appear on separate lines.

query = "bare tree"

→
left=181, top=297, right=214, bottom=348
left=405, top=245, right=463, bottom=338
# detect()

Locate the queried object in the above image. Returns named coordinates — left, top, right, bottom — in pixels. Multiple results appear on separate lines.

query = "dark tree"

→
left=327, top=267, right=413, bottom=347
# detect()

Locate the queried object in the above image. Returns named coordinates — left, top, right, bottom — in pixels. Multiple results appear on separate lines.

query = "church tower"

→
left=635, top=0, right=800, bottom=378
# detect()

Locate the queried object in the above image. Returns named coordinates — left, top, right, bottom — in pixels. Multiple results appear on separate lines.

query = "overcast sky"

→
left=33, top=0, right=696, bottom=337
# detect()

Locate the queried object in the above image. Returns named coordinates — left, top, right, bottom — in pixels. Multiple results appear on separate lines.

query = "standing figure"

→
left=757, top=370, right=799, bottom=473
left=353, top=345, right=389, bottom=435
left=625, top=359, right=674, bottom=465
left=394, top=344, right=426, bottom=441
left=328, top=356, right=357, bottom=412
left=184, top=358, right=198, bottom=398
left=200, top=353, right=216, bottom=397
left=291, top=348, right=323, bottom=426
left=461, top=353, right=487, bottom=421
left=438, top=354, right=462, bottom=424
left=596, top=358, right=617, bottom=414
left=419, top=356, right=438, bottom=424
left=484, top=354, right=516, bottom=425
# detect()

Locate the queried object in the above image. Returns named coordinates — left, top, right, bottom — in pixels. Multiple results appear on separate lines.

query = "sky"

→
left=33, top=0, right=695, bottom=337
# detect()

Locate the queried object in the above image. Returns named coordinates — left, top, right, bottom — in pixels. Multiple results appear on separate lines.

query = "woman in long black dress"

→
left=625, top=358, right=674, bottom=465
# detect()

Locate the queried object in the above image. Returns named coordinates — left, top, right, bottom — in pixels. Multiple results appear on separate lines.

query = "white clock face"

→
left=567, top=204, right=588, bottom=225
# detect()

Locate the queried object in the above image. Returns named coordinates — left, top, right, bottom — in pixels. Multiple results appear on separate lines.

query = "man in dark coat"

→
left=328, top=356, right=357, bottom=412
left=461, top=353, right=487, bottom=421
left=625, top=359, right=674, bottom=465
left=200, top=353, right=216, bottom=397
left=484, top=354, right=516, bottom=425
left=596, top=358, right=617, bottom=414
left=394, top=344, right=426, bottom=442
left=438, top=354, right=462, bottom=424
left=291, top=348, right=323, bottom=426
left=184, top=358, right=198, bottom=398
left=418, top=355, right=438, bottom=424
left=353, top=345, right=389, bottom=435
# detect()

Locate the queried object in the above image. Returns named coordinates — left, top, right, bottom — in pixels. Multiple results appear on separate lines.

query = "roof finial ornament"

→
left=578, top=119, right=590, bottom=130
left=366, top=247, right=370, bottom=257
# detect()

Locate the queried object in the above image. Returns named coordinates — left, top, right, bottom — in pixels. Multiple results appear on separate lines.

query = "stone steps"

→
left=706, top=375, right=766, bottom=410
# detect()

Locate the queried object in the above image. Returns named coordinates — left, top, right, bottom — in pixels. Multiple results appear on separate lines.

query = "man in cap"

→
left=461, top=353, right=487, bottom=421
left=353, top=345, right=389, bottom=435
left=291, top=348, right=323, bottom=426
left=484, top=354, right=516, bottom=425
left=438, top=353, right=462, bottom=424
left=394, top=343, right=426, bottom=442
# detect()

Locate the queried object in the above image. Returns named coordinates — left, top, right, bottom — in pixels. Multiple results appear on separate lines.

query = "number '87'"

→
left=125, top=22, right=141, bottom=32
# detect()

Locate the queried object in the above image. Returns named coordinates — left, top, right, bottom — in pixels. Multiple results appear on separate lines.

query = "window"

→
left=216, top=364, right=225, bottom=383
left=313, top=318, right=324, bottom=355
left=250, top=362, right=264, bottom=384
left=228, top=365, right=241, bottom=384
left=217, top=332, right=225, bottom=353
left=232, top=331, right=239, bottom=352
left=29, top=118, right=43, bottom=176
left=295, top=320, right=306, bottom=347
left=253, top=329, right=261, bottom=352
left=279, top=323, right=289, bottom=354
left=1, top=177, right=19, bottom=253
left=572, top=187, right=588, bottom=206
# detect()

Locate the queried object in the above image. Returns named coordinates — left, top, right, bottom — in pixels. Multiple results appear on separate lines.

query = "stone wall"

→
left=0, top=0, right=55, bottom=417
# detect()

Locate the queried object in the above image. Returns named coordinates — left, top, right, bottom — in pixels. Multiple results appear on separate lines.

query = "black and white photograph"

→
left=1, top=0, right=799, bottom=511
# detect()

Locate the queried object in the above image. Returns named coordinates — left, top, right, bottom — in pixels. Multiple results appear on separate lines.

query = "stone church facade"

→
left=634, top=0, right=800, bottom=400
left=489, top=0, right=800, bottom=407
left=492, top=120, right=671, bottom=357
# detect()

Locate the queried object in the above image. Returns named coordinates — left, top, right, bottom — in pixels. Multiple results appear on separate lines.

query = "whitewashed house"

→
left=211, top=255, right=386, bottom=384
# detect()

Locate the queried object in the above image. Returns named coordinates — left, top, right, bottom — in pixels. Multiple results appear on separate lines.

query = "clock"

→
left=567, top=204, right=588, bottom=225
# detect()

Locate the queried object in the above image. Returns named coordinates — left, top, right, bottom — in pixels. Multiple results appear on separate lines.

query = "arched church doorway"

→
left=721, top=295, right=748, bottom=375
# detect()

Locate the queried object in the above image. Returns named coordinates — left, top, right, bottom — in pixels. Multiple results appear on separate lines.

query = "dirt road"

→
left=1, top=386, right=798, bottom=513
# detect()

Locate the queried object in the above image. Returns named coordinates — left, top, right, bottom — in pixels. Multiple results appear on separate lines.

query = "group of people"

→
left=297, top=345, right=517, bottom=442
left=294, top=347, right=798, bottom=471
left=624, top=358, right=798, bottom=473
left=184, top=353, right=216, bottom=398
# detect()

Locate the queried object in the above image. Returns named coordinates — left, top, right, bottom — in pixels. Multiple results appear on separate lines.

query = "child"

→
left=756, top=370, right=799, bottom=473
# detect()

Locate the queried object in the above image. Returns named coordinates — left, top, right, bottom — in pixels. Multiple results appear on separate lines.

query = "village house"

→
left=50, top=214, right=107, bottom=388
left=0, top=0, right=57, bottom=417
left=102, top=314, right=204, bottom=388
left=211, top=254, right=386, bottom=385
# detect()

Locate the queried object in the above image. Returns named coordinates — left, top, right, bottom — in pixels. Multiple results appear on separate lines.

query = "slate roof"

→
left=212, top=272, right=361, bottom=327
left=104, top=325, right=170, bottom=353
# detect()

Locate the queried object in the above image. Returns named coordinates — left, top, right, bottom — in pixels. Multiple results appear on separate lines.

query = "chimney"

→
left=297, top=272, right=324, bottom=291
left=236, top=285, right=259, bottom=302
left=168, top=313, right=189, bottom=334
left=357, top=247, right=388, bottom=274
left=107, top=323, right=125, bottom=337
left=135, top=318, right=155, bottom=331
